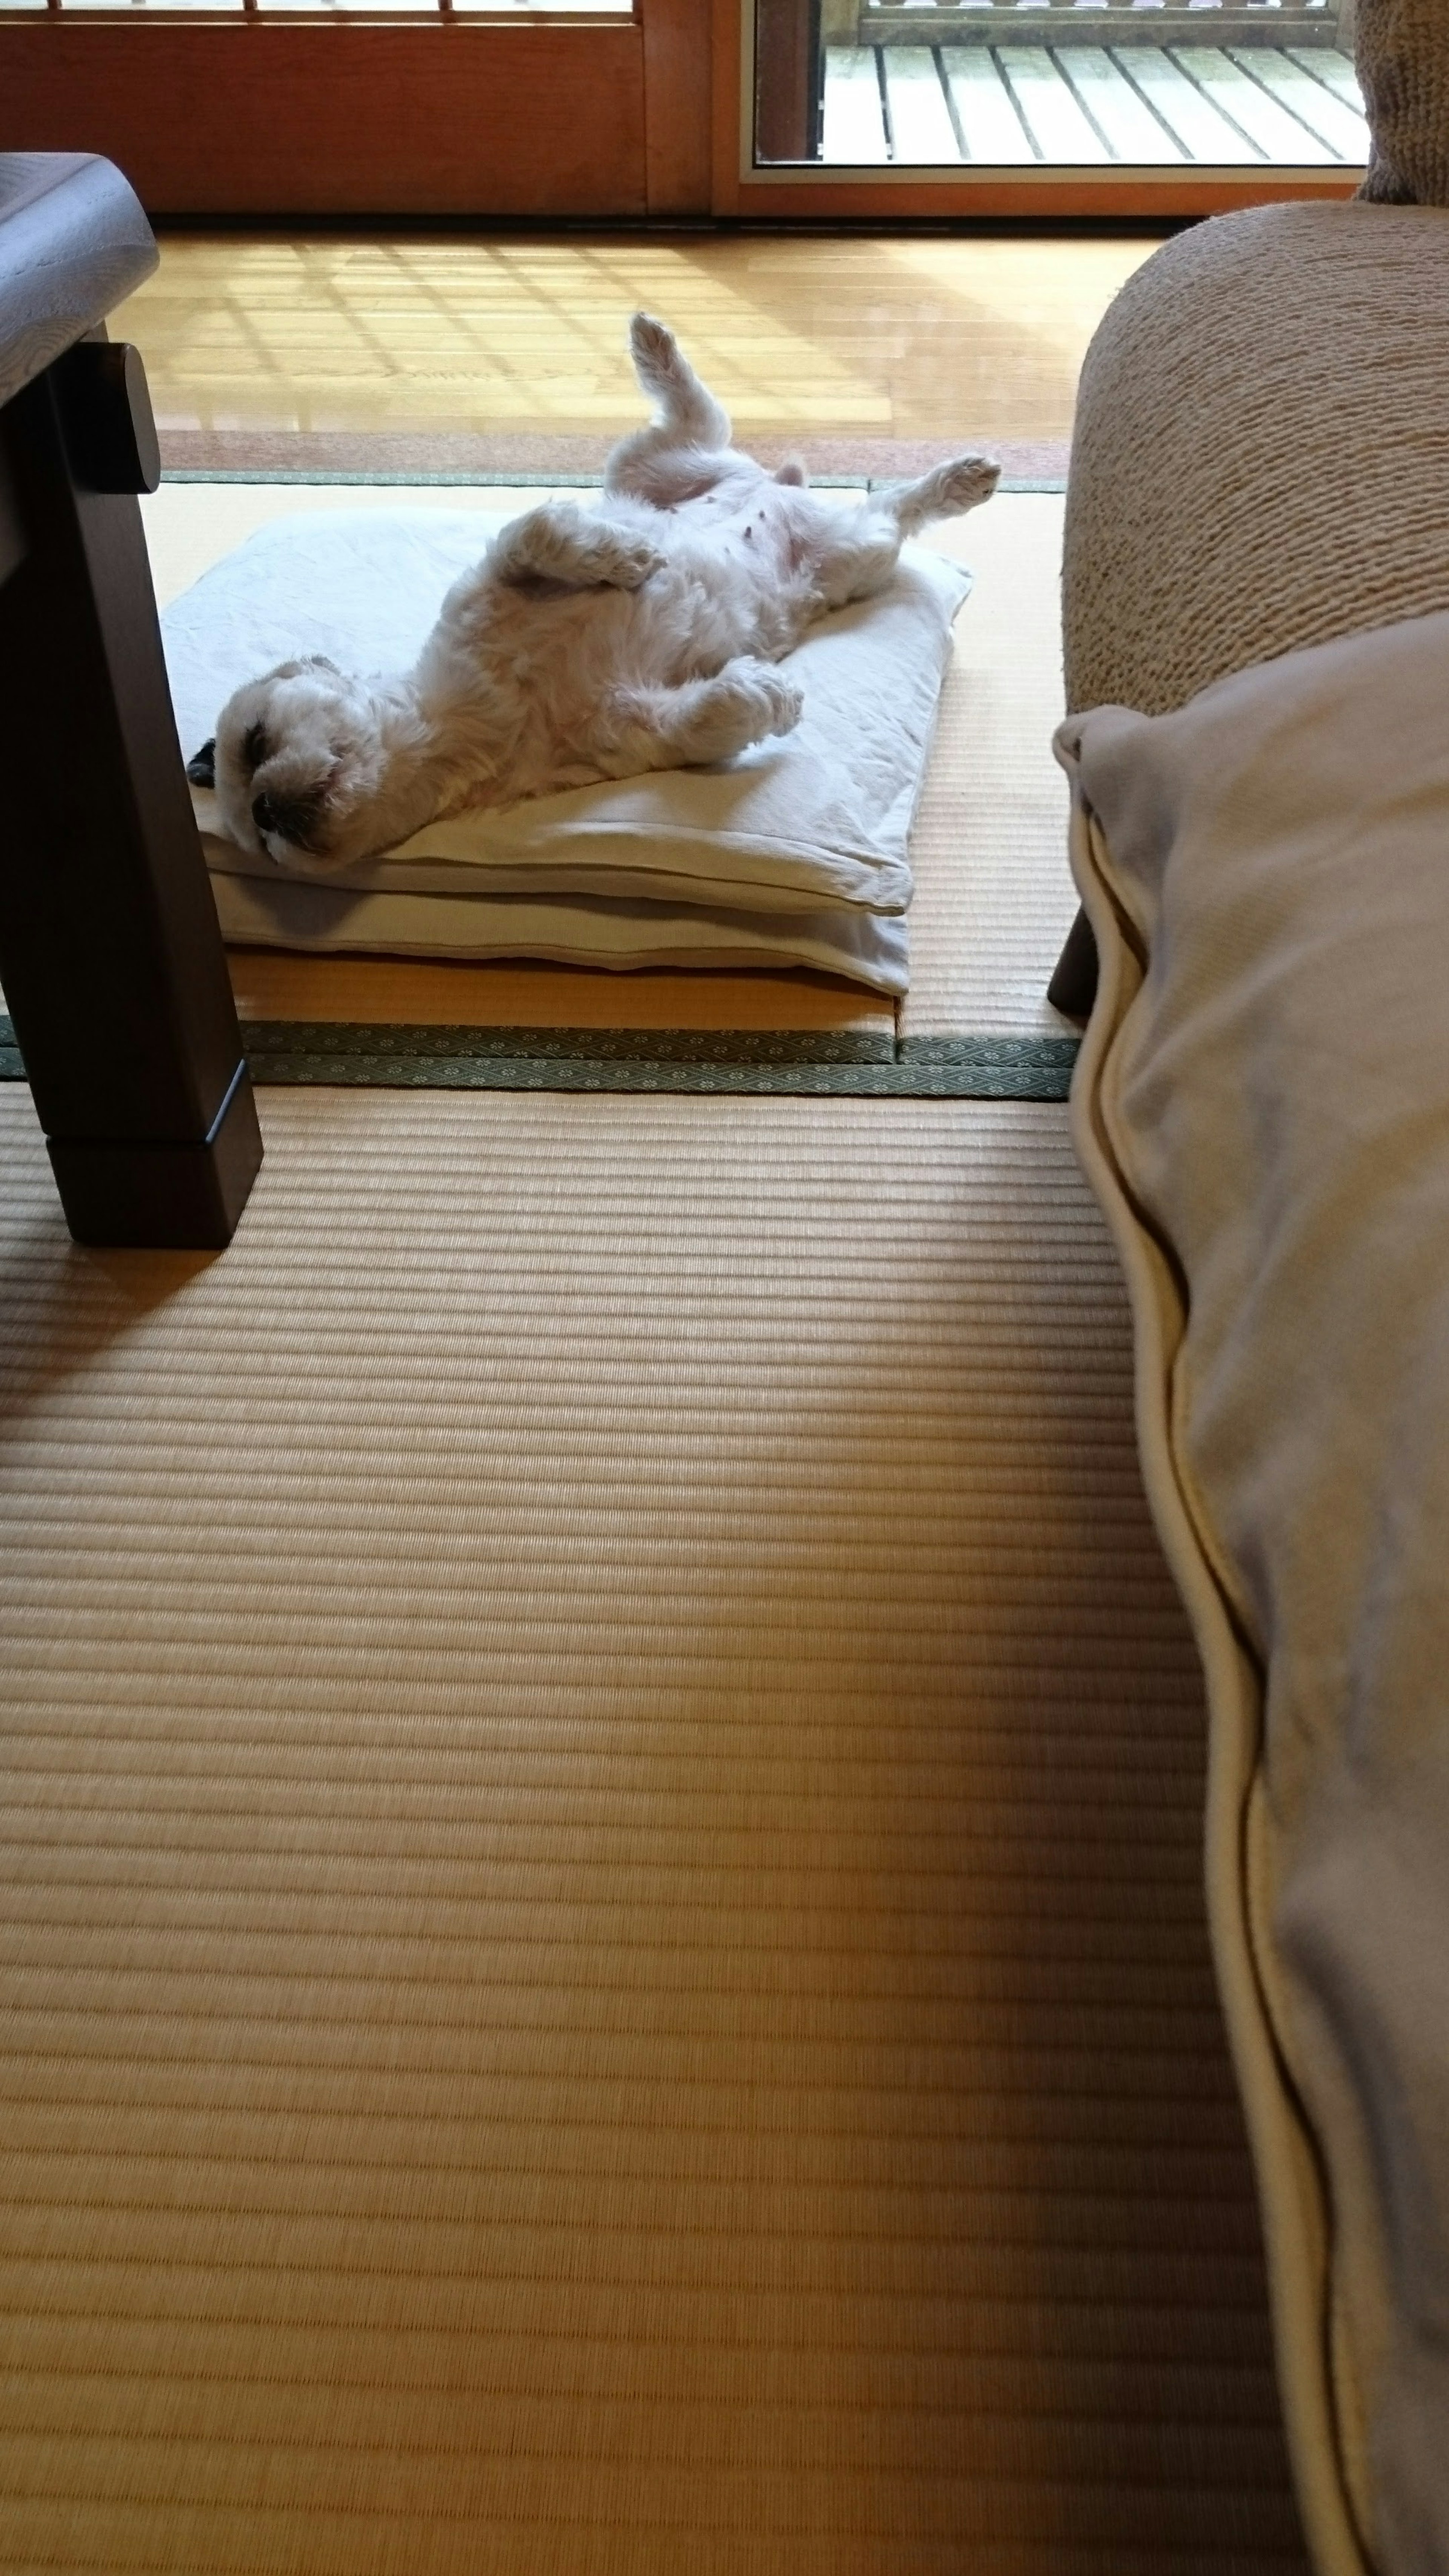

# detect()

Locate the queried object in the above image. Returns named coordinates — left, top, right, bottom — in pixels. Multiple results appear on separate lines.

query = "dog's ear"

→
left=186, top=738, right=216, bottom=788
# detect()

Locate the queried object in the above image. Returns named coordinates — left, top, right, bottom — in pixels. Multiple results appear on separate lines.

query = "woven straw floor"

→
left=901, top=494, right=1074, bottom=1043
left=0, top=1076, right=1308, bottom=2571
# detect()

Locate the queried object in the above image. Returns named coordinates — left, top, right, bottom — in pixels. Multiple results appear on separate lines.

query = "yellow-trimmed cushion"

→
left=1058, top=611, right=1449, bottom=2576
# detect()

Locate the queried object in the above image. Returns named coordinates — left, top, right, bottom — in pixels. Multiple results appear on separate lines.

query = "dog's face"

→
left=213, top=657, right=390, bottom=871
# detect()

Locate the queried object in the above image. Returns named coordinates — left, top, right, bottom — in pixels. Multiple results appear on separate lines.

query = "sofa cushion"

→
left=1057, top=608, right=1449, bottom=2576
left=1356, top=0, right=1449, bottom=204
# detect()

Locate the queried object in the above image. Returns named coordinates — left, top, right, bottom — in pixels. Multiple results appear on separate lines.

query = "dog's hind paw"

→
left=629, top=312, right=682, bottom=384
left=728, top=663, right=804, bottom=740
left=675, top=661, right=803, bottom=763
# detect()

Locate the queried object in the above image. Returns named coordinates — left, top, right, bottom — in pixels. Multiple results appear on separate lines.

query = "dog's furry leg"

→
left=491, top=500, right=665, bottom=592
left=872, top=454, right=1000, bottom=538
left=603, top=658, right=803, bottom=772
left=810, top=454, right=1001, bottom=610
left=605, top=314, right=734, bottom=498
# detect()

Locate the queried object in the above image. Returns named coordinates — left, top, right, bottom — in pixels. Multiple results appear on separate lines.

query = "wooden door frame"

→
left=0, top=0, right=713, bottom=217
left=711, top=0, right=1361, bottom=216
left=0, top=0, right=1354, bottom=221
left=645, top=0, right=715, bottom=211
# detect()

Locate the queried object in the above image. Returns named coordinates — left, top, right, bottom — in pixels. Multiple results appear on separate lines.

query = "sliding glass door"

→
left=744, top=0, right=1364, bottom=211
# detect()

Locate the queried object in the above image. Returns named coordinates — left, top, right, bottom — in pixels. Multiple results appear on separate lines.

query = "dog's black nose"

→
left=251, top=788, right=323, bottom=855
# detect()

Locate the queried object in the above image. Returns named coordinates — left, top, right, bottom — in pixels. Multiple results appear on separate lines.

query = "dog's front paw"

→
left=607, top=530, right=668, bottom=589
left=725, top=661, right=803, bottom=740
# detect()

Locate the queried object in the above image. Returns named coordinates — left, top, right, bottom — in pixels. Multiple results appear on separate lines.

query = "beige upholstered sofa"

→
left=1052, top=77, right=1449, bottom=2576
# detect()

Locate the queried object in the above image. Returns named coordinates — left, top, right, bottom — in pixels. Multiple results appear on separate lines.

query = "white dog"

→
left=197, top=315, right=1000, bottom=872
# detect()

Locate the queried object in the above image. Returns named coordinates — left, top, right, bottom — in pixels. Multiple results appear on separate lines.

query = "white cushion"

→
left=1057, top=611, right=1449, bottom=2576
left=160, top=509, right=972, bottom=995
left=207, top=876, right=908, bottom=991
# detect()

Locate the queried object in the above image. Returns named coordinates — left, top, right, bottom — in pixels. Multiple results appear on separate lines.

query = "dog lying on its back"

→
left=197, top=314, right=1000, bottom=874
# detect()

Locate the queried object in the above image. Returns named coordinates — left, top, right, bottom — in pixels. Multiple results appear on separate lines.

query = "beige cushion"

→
left=1355, top=0, right=1449, bottom=203
left=1062, top=202, right=1449, bottom=718
left=1057, top=611, right=1449, bottom=2576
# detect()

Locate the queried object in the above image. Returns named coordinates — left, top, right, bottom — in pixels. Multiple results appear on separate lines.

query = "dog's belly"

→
left=652, top=509, right=821, bottom=667
left=666, top=480, right=809, bottom=564
left=501, top=533, right=811, bottom=693
left=450, top=484, right=821, bottom=806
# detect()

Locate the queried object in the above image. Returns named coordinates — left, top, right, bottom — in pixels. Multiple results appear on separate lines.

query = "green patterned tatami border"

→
left=238, top=1023, right=1079, bottom=1097
left=0, top=1018, right=1078, bottom=1100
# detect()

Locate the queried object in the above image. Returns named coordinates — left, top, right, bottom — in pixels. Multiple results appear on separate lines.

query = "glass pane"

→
left=54, top=1, right=251, bottom=11
left=252, top=0, right=444, bottom=14
left=15, top=0, right=631, bottom=15
left=449, top=2, right=633, bottom=14
left=754, top=0, right=1367, bottom=169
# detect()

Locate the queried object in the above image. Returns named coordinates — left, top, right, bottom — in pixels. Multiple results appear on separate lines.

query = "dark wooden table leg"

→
left=0, top=346, right=261, bottom=1247
left=1047, top=904, right=1099, bottom=1023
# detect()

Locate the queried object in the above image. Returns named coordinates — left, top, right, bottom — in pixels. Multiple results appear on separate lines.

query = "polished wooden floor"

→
left=117, top=229, right=1168, bottom=452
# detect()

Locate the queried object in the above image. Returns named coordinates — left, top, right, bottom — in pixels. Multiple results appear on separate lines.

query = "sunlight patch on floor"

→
left=120, top=232, right=1169, bottom=451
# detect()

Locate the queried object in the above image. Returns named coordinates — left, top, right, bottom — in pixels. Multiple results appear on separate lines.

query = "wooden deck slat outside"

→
left=995, top=42, right=1112, bottom=159
left=1104, top=45, right=1263, bottom=158
left=1229, top=45, right=1369, bottom=154
left=824, top=40, right=1361, bottom=161
left=864, top=4, right=1348, bottom=42
left=938, top=46, right=1038, bottom=158
left=1053, top=43, right=1188, bottom=159
left=1174, top=43, right=1337, bottom=158
left=878, top=47, right=963, bottom=160
left=821, top=44, right=892, bottom=158
left=1287, top=43, right=1365, bottom=106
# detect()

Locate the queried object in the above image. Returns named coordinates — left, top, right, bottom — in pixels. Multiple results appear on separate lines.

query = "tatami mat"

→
left=139, top=484, right=1075, bottom=1053
left=906, top=499, right=1076, bottom=1042
left=0, top=1079, right=1306, bottom=2571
